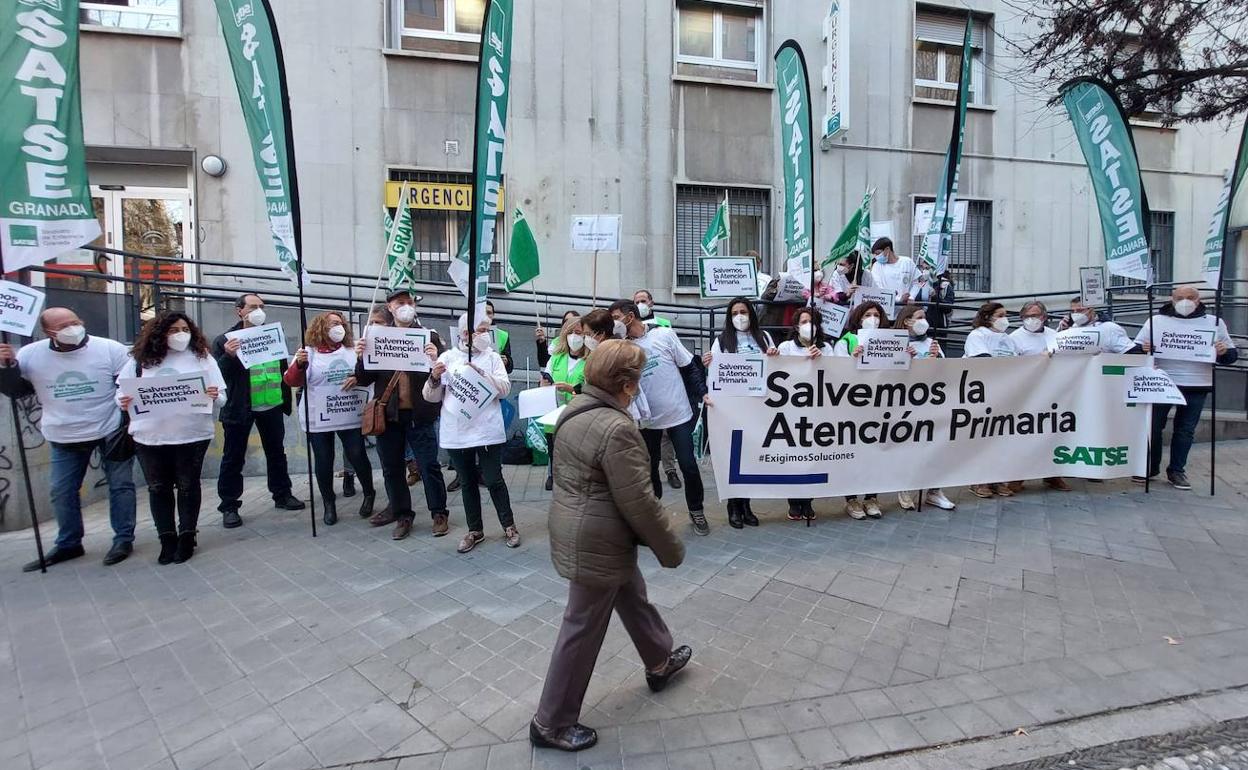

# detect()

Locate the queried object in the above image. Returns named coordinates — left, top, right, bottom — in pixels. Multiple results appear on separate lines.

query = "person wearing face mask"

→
left=910, top=267, right=955, bottom=331
left=483, top=300, right=515, bottom=373
left=629, top=291, right=683, bottom=491
left=283, top=312, right=376, bottom=526
left=540, top=317, right=590, bottom=491
left=1132, top=286, right=1238, bottom=490
left=891, top=306, right=957, bottom=511
left=424, top=314, right=520, bottom=552
left=538, top=310, right=581, bottom=369
left=382, top=290, right=445, bottom=492
left=702, top=299, right=778, bottom=528
left=213, top=293, right=303, bottom=528
left=117, top=312, right=226, bottom=564
left=0, top=309, right=137, bottom=571
left=835, top=303, right=890, bottom=519
left=632, top=289, right=672, bottom=329
left=963, top=302, right=1019, bottom=359
left=868, top=238, right=918, bottom=307
left=776, top=307, right=836, bottom=522
left=1009, top=301, right=1058, bottom=356
left=828, top=252, right=876, bottom=300
left=1056, top=297, right=1134, bottom=353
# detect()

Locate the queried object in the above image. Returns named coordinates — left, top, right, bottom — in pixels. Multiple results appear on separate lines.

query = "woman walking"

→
left=117, top=312, right=226, bottom=564
left=284, top=311, right=376, bottom=526
left=531, top=339, right=690, bottom=752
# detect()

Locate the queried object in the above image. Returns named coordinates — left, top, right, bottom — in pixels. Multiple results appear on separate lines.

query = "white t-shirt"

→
left=431, top=347, right=510, bottom=449
left=117, top=350, right=227, bottom=446
left=710, top=330, right=774, bottom=356
left=1088, top=321, right=1134, bottom=354
left=829, top=267, right=875, bottom=297
left=297, top=346, right=369, bottom=433
left=870, top=256, right=918, bottom=300
left=1010, top=326, right=1058, bottom=356
left=963, top=327, right=1019, bottom=358
left=632, top=326, right=694, bottom=430
left=1134, top=313, right=1234, bottom=388
left=14, top=336, right=130, bottom=443
left=780, top=339, right=836, bottom=357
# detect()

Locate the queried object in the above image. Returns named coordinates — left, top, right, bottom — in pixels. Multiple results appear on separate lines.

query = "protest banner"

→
left=1152, top=317, right=1216, bottom=363
left=856, top=329, right=911, bottom=370
left=1124, top=368, right=1186, bottom=406
left=225, top=323, right=288, bottom=369
left=772, top=273, right=809, bottom=303
left=299, top=387, right=370, bottom=433
left=852, top=287, right=897, bottom=319
left=707, top=354, right=1148, bottom=499
left=363, top=326, right=432, bottom=371
left=1055, top=327, right=1102, bottom=354
left=120, top=374, right=211, bottom=420
left=699, top=257, right=758, bottom=299
left=1079, top=266, right=1106, bottom=307
left=446, top=365, right=497, bottom=421
left=0, top=280, right=45, bottom=336
left=818, top=302, right=849, bottom=339
left=709, top=352, right=766, bottom=397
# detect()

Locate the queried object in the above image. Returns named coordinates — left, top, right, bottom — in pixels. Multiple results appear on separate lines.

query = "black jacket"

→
left=212, top=322, right=292, bottom=423
left=353, top=328, right=446, bottom=425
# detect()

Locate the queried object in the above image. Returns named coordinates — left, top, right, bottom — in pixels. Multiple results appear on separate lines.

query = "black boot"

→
left=357, top=492, right=375, bottom=519
left=727, top=499, right=744, bottom=529
left=787, top=501, right=804, bottom=521
left=342, top=473, right=356, bottom=498
left=173, top=532, right=196, bottom=564
left=322, top=498, right=338, bottom=526
left=157, top=534, right=178, bottom=565
left=742, top=500, right=759, bottom=527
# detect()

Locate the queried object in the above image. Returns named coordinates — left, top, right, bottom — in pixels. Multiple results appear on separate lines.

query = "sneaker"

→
left=898, top=491, right=916, bottom=510
left=688, top=510, right=710, bottom=536
left=969, top=485, right=994, bottom=499
left=845, top=499, right=866, bottom=520
left=222, top=508, right=243, bottom=528
left=504, top=526, right=521, bottom=548
left=1132, top=474, right=1158, bottom=484
left=431, top=513, right=449, bottom=537
left=457, top=531, right=484, bottom=553
left=666, top=470, right=683, bottom=490
left=864, top=498, right=882, bottom=518
left=1167, top=470, right=1192, bottom=491
left=992, top=484, right=1015, bottom=497
left=1044, top=476, right=1073, bottom=492
left=925, top=489, right=956, bottom=510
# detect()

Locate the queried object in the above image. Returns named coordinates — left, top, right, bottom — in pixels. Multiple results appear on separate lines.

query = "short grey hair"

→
left=1020, top=300, right=1047, bottom=316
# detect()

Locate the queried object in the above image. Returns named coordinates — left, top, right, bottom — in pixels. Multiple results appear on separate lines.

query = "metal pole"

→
left=1145, top=285, right=1155, bottom=494
left=592, top=249, right=599, bottom=308
left=1211, top=286, right=1220, bottom=496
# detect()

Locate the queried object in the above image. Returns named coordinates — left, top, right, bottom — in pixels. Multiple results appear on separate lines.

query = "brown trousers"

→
left=536, top=566, right=673, bottom=728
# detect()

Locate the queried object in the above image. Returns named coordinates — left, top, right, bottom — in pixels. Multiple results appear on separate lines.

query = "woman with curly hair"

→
left=117, top=311, right=226, bottom=564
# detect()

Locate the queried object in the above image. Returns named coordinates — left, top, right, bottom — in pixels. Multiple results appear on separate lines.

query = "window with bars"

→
left=388, top=170, right=504, bottom=284
left=1110, top=211, right=1174, bottom=290
left=390, top=0, right=484, bottom=55
left=675, top=0, right=766, bottom=83
left=675, top=185, right=770, bottom=289
left=81, top=0, right=179, bottom=33
left=914, top=6, right=989, bottom=106
left=911, top=198, right=993, bottom=293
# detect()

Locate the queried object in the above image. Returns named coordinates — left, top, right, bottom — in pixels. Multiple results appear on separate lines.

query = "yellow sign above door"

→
left=384, top=181, right=505, bottom=211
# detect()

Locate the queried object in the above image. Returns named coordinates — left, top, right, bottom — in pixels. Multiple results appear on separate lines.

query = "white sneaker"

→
left=845, top=499, right=866, bottom=520
left=925, top=489, right=956, bottom=510
left=864, top=499, right=883, bottom=518
left=898, top=491, right=916, bottom=510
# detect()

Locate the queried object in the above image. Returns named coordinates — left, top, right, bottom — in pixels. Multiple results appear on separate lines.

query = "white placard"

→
left=772, top=272, right=809, bottom=302
left=913, top=200, right=968, bottom=235
left=537, top=404, right=566, bottom=429
left=225, top=323, right=288, bottom=369
left=1152, top=317, right=1217, bottom=363
left=856, top=329, right=912, bottom=370
left=446, top=365, right=498, bottom=421
left=0, top=280, right=45, bottom=336
left=363, top=326, right=432, bottom=371
left=1080, top=266, right=1107, bottom=307
left=1054, top=328, right=1102, bottom=354
left=869, top=220, right=895, bottom=245
left=518, top=385, right=560, bottom=419
left=699, top=257, right=759, bottom=299
left=709, top=352, right=766, bottom=398
left=300, top=387, right=370, bottom=433
left=852, top=287, right=897, bottom=319
left=1124, top=367, right=1187, bottom=406
left=570, top=215, right=621, bottom=252
left=120, top=373, right=211, bottom=421
left=817, top=302, right=849, bottom=340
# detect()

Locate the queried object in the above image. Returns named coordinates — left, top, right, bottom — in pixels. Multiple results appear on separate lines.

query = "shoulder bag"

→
left=103, top=364, right=138, bottom=462
left=361, top=372, right=402, bottom=436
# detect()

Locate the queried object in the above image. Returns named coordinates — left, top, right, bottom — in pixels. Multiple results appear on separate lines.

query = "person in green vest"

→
left=539, top=316, right=589, bottom=490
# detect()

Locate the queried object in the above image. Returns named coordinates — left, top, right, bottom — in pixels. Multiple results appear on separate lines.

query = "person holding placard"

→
left=892, top=307, right=957, bottom=512
left=1056, top=297, right=1133, bottom=353
left=775, top=307, right=835, bottom=523
left=1132, top=285, right=1238, bottom=490
left=0, top=309, right=137, bottom=571
left=214, top=293, right=303, bottom=529
left=964, top=303, right=1020, bottom=499
left=382, top=290, right=441, bottom=489
left=702, top=298, right=777, bottom=529
left=424, top=314, right=520, bottom=553
left=835, top=303, right=890, bottom=520
left=632, top=290, right=685, bottom=488
left=540, top=317, right=589, bottom=491
left=869, top=238, right=918, bottom=307
left=284, top=312, right=376, bottom=527
left=828, top=252, right=875, bottom=300
left=118, top=312, right=226, bottom=564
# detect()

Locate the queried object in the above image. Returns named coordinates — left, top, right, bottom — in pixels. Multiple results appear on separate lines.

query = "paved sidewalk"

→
left=2, top=441, right=1247, bottom=770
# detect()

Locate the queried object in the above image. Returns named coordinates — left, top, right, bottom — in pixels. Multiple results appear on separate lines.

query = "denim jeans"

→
left=405, top=420, right=448, bottom=518
left=308, top=430, right=374, bottom=502
left=136, top=440, right=211, bottom=535
left=217, top=407, right=293, bottom=511
left=446, top=445, right=514, bottom=532
left=1150, top=388, right=1209, bottom=476
left=641, top=419, right=704, bottom=512
left=48, top=440, right=137, bottom=550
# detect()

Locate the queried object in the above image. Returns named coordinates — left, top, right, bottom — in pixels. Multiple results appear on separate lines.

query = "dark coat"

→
left=353, top=328, right=446, bottom=425
left=212, top=322, right=292, bottom=423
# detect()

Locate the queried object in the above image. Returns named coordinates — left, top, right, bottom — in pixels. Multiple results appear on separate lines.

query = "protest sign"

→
left=706, top=354, right=1148, bottom=499
left=299, top=387, right=370, bottom=433
left=120, top=374, right=211, bottom=420
left=1055, top=327, right=1102, bottom=354
left=1079, top=266, right=1106, bottom=307
left=0, top=280, right=45, bottom=336
left=856, top=329, right=911, bottom=370
left=772, top=272, right=808, bottom=303
left=818, top=302, right=849, bottom=339
left=699, top=257, right=759, bottom=299
left=1152, top=317, right=1216, bottom=363
left=852, top=287, right=897, bottom=319
left=446, top=365, right=497, bottom=421
left=363, top=326, right=432, bottom=371
left=518, top=385, right=559, bottom=419
left=537, top=404, right=566, bottom=429
left=225, top=323, right=288, bottom=369
left=1124, top=368, right=1187, bottom=406
left=570, top=215, right=621, bottom=252
left=709, top=352, right=766, bottom=397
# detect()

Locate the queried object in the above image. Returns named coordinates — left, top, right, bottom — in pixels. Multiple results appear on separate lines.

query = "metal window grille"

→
left=388, top=169, right=503, bottom=284
left=674, top=185, right=770, bottom=288
left=1109, top=210, right=1174, bottom=290
left=911, top=198, right=993, bottom=292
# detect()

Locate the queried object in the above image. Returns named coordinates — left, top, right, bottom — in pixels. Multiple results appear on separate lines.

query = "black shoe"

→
left=357, top=492, right=375, bottom=519
left=342, top=474, right=356, bottom=498
left=803, top=501, right=817, bottom=520
left=787, top=502, right=804, bottom=522
left=103, top=542, right=132, bottom=566
left=544, top=475, right=553, bottom=491
left=222, top=509, right=243, bottom=529
left=22, top=545, right=84, bottom=572
left=322, top=499, right=338, bottom=526
left=727, top=500, right=744, bottom=530
left=1167, top=470, right=1192, bottom=491
left=646, top=646, right=692, bottom=693
left=173, top=532, right=196, bottom=564
left=274, top=494, right=306, bottom=511
left=529, top=719, right=598, bottom=752
left=157, top=534, right=177, bottom=565
left=448, top=475, right=462, bottom=492
left=666, top=470, right=682, bottom=489
left=742, top=501, right=759, bottom=527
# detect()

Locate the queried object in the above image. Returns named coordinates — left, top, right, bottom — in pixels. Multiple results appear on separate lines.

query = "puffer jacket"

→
left=548, top=385, right=684, bottom=587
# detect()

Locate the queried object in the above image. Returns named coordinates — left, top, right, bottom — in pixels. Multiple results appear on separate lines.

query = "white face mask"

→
left=472, top=333, right=492, bottom=353
left=861, top=316, right=880, bottom=330
left=584, top=336, right=600, bottom=351
left=567, top=333, right=585, bottom=352
left=54, top=324, right=86, bottom=347
left=328, top=325, right=346, bottom=343
left=813, top=270, right=824, bottom=284
left=613, top=320, right=627, bottom=339
left=246, top=308, right=266, bottom=326
left=1174, top=299, right=1197, bottom=317
left=731, top=314, right=751, bottom=332
left=636, top=302, right=651, bottom=318
left=798, top=322, right=813, bottom=341
left=1071, top=312, right=1090, bottom=327
left=992, top=317, right=1010, bottom=332
left=393, top=304, right=417, bottom=324
left=910, top=319, right=930, bottom=337
left=167, top=331, right=192, bottom=352
left=836, top=264, right=850, bottom=275
left=1023, top=317, right=1045, bottom=333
